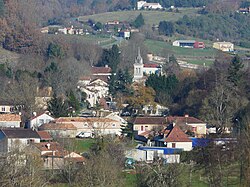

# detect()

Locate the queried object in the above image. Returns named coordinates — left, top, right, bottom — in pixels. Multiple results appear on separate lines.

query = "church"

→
left=133, top=48, right=162, bottom=83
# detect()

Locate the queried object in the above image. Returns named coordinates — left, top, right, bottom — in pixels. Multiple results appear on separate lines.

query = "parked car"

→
left=76, top=132, right=94, bottom=138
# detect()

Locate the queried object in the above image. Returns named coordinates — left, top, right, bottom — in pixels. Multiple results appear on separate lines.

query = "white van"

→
left=76, top=132, right=94, bottom=138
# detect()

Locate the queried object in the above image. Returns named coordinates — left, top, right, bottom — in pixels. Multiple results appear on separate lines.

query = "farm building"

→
left=173, top=40, right=195, bottom=48
left=213, top=42, right=234, bottom=52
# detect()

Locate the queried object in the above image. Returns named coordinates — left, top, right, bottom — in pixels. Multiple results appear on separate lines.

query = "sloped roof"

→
left=0, top=114, right=21, bottom=122
left=30, top=112, right=54, bottom=121
left=37, top=131, right=53, bottom=140
left=91, top=66, right=112, bottom=74
left=132, top=117, right=166, bottom=125
left=166, top=116, right=204, bottom=124
left=143, top=64, right=160, bottom=68
left=1, top=128, right=40, bottom=139
left=56, top=117, right=117, bottom=123
left=164, top=126, right=192, bottom=142
left=39, top=122, right=77, bottom=130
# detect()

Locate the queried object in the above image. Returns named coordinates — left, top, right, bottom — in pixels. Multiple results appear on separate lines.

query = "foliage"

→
left=227, top=55, right=244, bottom=87
left=47, top=43, right=65, bottom=59
left=47, top=93, right=69, bottom=118
left=174, top=13, right=250, bottom=42
left=158, top=21, right=175, bottom=36
left=109, top=68, right=133, bottom=96
left=146, top=74, right=178, bottom=106
left=136, top=162, right=183, bottom=187
left=132, top=13, right=145, bottom=28
left=66, top=90, right=80, bottom=112
left=97, top=44, right=120, bottom=72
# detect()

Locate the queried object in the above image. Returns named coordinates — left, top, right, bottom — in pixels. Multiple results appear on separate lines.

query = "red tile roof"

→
left=166, top=116, right=204, bottom=124
left=39, top=122, right=77, bottom=130
left=37, top=131, right=53, bottom=140
left=0, top=114, right=21, bottom=121
left=56, top=117, right=116, bottom=123
left=91, top=67, right=112, bottom=74
left=143, top=64, right=160, bottom=68
left=164, top=126, right=192, bottom=142
left=133, top=117, right=166, bottom=125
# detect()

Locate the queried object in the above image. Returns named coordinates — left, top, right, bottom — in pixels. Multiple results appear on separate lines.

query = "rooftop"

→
left=39, top=122, right=77, bottom=130
left=132, top=117, right=166, bottom=125
left=0, top=114, right=21, bottom=121
left=37, top=131, right=53, bottom=141
left=56, top=117, right=117, bottom=123
left=165, top=125, right=192, bottom=142
left=1, top=128, right=40, bottom=139
left=91, top=66, right=112, bottom=74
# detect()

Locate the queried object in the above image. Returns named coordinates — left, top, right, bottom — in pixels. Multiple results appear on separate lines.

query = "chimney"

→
left=33, top=112, right=37, bottom=116
left=184, top=114, right=189, bottom=118
left=46, top=143, right=51, bottom=150
left=105, top=64, right=108, bottom=68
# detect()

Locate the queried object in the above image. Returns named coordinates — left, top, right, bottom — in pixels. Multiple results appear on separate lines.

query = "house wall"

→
left=134, top=124, right=163, bottom=134
left=45, top=129, right=77, bottom=138
left=213, top=42, right=234, bottom=52
left=0, top=121, right=20, bottom=128
left=166, top=142, right=192, bottom=151
left=29, top=114, right=54, bottom=129
left=61, top=121, right=122, bottom=136
left=0, top=105, right=14, bottom=113
left=134, top=63, right=144, bottom=81
left=143, top=67, right=161, bottom=75
left=5, top=138, right=40, bottom=153
left=187, top=123, right=206, bottom=136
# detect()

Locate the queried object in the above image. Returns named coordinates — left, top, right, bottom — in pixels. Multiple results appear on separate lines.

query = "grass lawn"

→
left=73, top=138, right=96, bottom=153
left=185, top=59, right=214, bottom=66
left=144, top=39, right=217, bottom=58
left=78, top=8, right=200, bottom=26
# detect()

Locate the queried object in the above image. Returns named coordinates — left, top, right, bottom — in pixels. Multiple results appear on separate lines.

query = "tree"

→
left=66, top=90, right=80, bottom=113
left=133, top=13, right=145, bottom=28
left=136, top=161, right=183, bottom=187
left=47, top=93, right=69, bottom=118
left=159, top=21, right=175, bottom=36
left=227, top=54, right=244, bottom=87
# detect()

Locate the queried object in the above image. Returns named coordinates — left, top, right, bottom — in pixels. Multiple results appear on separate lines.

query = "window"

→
left=141, top=126, right=144, bottom=131
left=172, top=143, right=176, bottom=148
left=1, top=107, right=5, bottom=112
left=145, top=126, right=148, bottom=130
left=84, top=123, right=88, bottom=127
left=112, top=124, right=116, bottom=127
left=39, top=119, right=44, bottom=124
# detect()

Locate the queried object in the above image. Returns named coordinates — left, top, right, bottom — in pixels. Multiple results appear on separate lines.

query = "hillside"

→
left=78, top=8, right=200, bottom=26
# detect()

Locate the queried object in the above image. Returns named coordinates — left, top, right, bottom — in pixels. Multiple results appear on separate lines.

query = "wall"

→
left=0, top=121, right=20, bottom=128
left=29, top=114, right=54, bottom=129
left=166, top=142, right=192, bottom=151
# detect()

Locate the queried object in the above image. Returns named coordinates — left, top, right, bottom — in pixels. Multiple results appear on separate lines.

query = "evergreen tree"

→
left=121, top=122, right=134, bottom=139
left=47, top=93, right=68, bottom=118
left=227, top=55, right=244, bottom=87
left=66, top=90, right=80, bottom=112
left=133, top=13, right=145, bottom=28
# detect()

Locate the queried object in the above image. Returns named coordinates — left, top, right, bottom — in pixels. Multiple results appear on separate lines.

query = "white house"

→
left=79, top=78, right=109, bottom=108
left=26, top=112, right=55, bottom=130
left=0, top=128, right=40, bottom=154
left=0, top=114, right=21, bottom=128
left=105, top=112, right=128, bottom=125
left=137, top=1, right=163, bottom=10
left=162, top=125, right=192, bottom=151
left=143, top=63, right=162, bottom=75
left=142, top=104, right=168, bottom=116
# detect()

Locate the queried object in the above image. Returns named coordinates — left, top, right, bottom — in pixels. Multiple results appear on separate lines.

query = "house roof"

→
left=174, top=40, right=196, bottom=43
left=164, top=125, right=192, bottom=142
left=0, top=114, right=21, bottom=122
left=37, top=131, right=53, bottom=140
left=1, top=128, right=40, bottom=139
left=56, top=117, right=117, bottom=123
left=143, top=64, right=160, bottom=68
left=34, top=142, right=64, bottom=154
left=91, top=66, right=112, bottom=74
left=39, top=122, right=77, bottom=130
left=166, top=116, right=204, bottom=124
left=132, top=117, right=166, bottom=125
left=30, top=112, right=54, bottom=121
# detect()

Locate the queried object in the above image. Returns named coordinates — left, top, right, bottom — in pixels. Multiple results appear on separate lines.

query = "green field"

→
left=78, top=8, right=200, bottom=26
left=73, top=138, right=95, bottom=153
